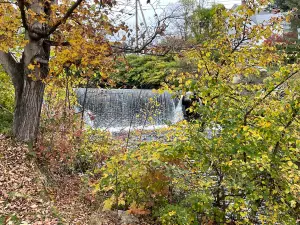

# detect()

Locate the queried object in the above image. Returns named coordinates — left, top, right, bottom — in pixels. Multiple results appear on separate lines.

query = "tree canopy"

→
left=0, top=0, right=126, bottom=142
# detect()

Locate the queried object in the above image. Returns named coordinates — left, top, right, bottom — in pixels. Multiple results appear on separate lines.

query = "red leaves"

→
left=264, top=32, right=298, bottom=46
left=74, top=129, right=83, bottom=137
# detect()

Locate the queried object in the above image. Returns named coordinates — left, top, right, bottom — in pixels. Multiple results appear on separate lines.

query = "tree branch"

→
left=17, top=0, right=28, bottom=30
left=272, top=107, right=299, bottom=155
left=243, top=70, right=299, bottom=125
left=214, top=15, right=249, bottom=81
left=47, top=0, right=84, bottom=36
left=0, top=104, right=13, bottom=114
left=0, top=51, right=23, bottom=90
left=43, top=40, right=71, bottom=46
left=0, top=1, right=16, bottom=4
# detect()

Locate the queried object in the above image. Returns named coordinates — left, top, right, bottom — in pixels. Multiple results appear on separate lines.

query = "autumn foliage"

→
left=0, top=0, right=299, bottom=224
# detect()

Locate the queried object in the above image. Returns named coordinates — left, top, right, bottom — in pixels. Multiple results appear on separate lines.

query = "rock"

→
left=89, top=210, right=119, bottom=225
left=232, top=75, right=242, bottom=84
left=118, top=210, right=140, bottom=225
left=233, top=67, right=269, bottom=85
left=89, top=210, right=141, bottom=225
left=182, top=92, right=201, bottom=121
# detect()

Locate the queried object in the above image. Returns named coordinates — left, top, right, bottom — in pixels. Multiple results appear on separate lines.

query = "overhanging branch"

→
left=43, top=40, right=71, bottom=46
left=47, top=0, right=84, bottom=36
left=17, top=0, right=29, bottom=30
left=0, top=104, right=13, bottom=114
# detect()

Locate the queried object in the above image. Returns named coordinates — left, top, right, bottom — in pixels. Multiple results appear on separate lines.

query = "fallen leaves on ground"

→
left=0, top=135, right=157, bottom=225
left=0, top=136, right=91, bottom=224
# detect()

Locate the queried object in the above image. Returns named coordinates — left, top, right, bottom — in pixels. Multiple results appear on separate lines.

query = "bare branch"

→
left=43, top=40, right=70, bottom=46
left=214, top=16, right=249, bottom=81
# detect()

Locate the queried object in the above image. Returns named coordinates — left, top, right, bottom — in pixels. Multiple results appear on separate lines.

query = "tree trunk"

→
left=12, top=37, right=50, bottom=143
left=13, top=78, right=45, bottom=142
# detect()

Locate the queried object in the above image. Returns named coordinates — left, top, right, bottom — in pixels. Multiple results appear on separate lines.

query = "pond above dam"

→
left=75, top=89, right=184, bottom=131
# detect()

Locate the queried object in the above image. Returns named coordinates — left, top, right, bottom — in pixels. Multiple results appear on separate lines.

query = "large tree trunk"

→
left=12, top=36, right=50, bottom=142
left=11, top=0, right=52, bottom=143
left=13, top=79, right=45, bottom=142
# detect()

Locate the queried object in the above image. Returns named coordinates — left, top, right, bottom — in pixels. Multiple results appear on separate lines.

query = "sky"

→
left=205, top=0, right=242, bottom=8
left=114, top=0, right=243, bottom=28
left=110, top=0, right=243, bottom=44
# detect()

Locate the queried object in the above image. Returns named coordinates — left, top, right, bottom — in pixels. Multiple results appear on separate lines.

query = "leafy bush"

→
left=95, top=4, right=300, bottom=224
left=156, top=204, right=196, bottom=225
left=108, top=55, right=179, bottom=88
left=37, top=78, right=120, bottom=175
left=0, top=67, right=14, bottom=134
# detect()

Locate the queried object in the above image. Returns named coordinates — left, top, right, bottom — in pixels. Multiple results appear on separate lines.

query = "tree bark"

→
left=13, top=79, right=45, bottom=142
left=13, top=33, right=50, bottom=142
left=0, top=39, right=49, bottom=143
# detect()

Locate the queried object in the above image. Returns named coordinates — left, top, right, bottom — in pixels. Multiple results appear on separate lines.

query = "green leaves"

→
left=108, top=55, right=180, bottom=88
left=0, top=67, right=14, bottom=134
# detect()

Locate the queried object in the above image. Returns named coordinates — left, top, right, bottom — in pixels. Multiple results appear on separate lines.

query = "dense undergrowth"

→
left=91, top=5, right=300, bottom=225
left=0, top=68, right=14, bottom=135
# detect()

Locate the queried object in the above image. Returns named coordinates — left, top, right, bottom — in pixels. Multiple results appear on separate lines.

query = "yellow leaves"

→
left=168, top=211, right=176, bottom=216
left=27, top=64, right=35, bottom=70
left=278, top=126, right=284, bottom=132
left=152, top=152, right=161, bottom=160
left=185, top=79, right=193, bottom=87
left=205, top=52, right=211, bottom=58
left=290, top=200, right=296, bottom=208
left=262, top=121, right=271, bottom=128
left=0, top=4, right=25, bottom=52
left=242, top=126, right=249, bottom=131
left=103, top=193, right=127, bottom=211
left=102, top=196, right=114, bottom=211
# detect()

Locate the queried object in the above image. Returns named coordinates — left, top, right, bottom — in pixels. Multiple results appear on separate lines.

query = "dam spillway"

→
left=75, top=89, right=183, bottom=131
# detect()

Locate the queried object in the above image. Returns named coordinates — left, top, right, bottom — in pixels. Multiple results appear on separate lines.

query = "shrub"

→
left=0, top=67, right=14, bottom=134
left=95, top=4, right=300, bottom=224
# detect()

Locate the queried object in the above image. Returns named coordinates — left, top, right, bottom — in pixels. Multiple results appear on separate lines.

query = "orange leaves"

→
left=141, top=170, right=170, bottom=196
left=48, top=3, right=120, bottom=79
left=0, top=0, right=125, bottom=83
left=128, top=203, right=151, bottom=215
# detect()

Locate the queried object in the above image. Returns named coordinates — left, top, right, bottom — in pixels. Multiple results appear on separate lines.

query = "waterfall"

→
left=173, top=95, right=184, bottom=123
left=75, top=89, right=184, bottom=131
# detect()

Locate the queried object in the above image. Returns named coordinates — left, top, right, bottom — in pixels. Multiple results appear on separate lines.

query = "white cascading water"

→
left=75, top=89, right=184, bottom=131
left=172, top=95, right=184, bottom=123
